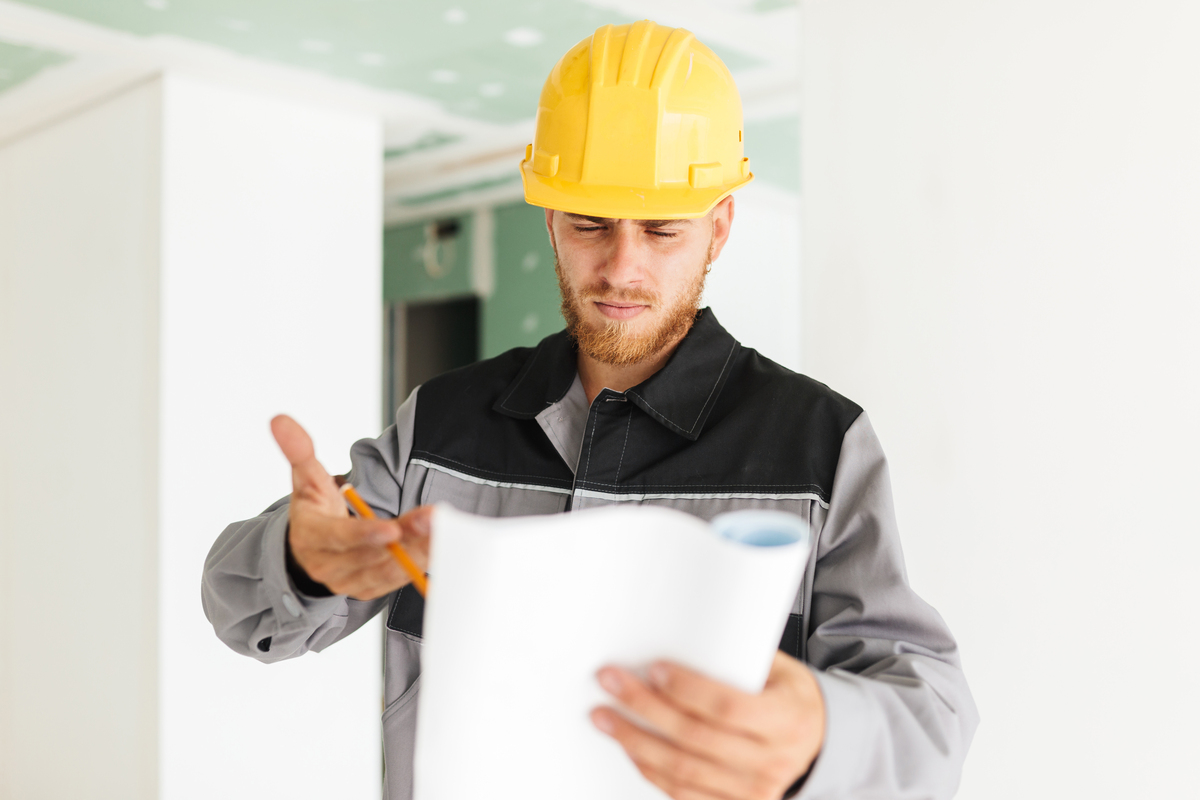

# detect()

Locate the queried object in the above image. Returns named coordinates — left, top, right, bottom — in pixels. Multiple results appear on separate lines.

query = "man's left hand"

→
left=591, top=651, right=825, bottom=800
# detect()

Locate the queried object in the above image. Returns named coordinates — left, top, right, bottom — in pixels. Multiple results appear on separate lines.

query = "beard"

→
left=554, top=251, right=710, bottom=367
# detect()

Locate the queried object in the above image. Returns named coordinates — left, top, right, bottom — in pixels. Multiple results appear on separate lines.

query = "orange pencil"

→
left=340, top=483, right=429, bottom=597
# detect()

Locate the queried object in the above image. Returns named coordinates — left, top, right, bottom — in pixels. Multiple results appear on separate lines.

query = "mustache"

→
left=575, top=286, right=658, bottom=305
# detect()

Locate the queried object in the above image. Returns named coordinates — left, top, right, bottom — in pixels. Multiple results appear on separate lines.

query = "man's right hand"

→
left=270, top=414, right=431, bottom=601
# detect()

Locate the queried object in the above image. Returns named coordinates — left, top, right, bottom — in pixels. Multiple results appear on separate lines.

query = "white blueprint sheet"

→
left=415, top=504, right=812, bottom=800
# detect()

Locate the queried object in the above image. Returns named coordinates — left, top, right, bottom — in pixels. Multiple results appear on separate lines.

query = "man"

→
left=203, top=20, right=977, bottom=800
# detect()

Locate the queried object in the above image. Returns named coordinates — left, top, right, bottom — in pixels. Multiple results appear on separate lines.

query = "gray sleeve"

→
left=798, top=413, right=979, bottom=799
left=200, top=388, right=421, bottom=662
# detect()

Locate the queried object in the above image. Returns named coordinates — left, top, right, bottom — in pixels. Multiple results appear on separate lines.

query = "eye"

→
left=648, top=230, right=678, bottom=238
left=574, top=225, right=606, bottom=234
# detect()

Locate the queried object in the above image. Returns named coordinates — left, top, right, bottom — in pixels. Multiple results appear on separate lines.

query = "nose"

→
left=600, top=224, right=645, bottom=289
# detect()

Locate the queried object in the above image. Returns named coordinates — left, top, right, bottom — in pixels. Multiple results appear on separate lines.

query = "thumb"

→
left=271, top=414, right=316, bottom=467
left=271, top=414, right=336, bottom=501
left=399, top=505, right=434, bottom=539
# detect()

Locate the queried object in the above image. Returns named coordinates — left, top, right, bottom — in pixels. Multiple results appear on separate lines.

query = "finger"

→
left=759, top=652, right=827, bottom=739
left=591, top=709, right=750, bottom=800
left=763, top=650, right=803, bottom=690
left=646, top=662, right=764, bottom=737
left=333, top=555, right=410, bottom=601
left=597, top=667, right=760, bottom=767
left=305, top=542, right=397, bottom=589
left=400, top=505, right=434, bottom=535
left=271, top=415, right=335, bottom=497
left=292, top=513, right=400, bottom=554
left=397, top=506, right=434, bottom=568
left=271, top=414, right=316, bottom=466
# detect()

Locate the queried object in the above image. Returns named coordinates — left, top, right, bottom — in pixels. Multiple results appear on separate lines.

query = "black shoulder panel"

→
left=699, top=347, right=863, bottom=504
left=409, top=335, right=862, bottom=506
left=410, top=346, right=575, bottom=490
left=580, top=346, right=863, bottom=504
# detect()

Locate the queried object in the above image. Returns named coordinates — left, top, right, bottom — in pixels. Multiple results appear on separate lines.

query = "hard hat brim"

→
left=520, top=159, right=754, bottom=220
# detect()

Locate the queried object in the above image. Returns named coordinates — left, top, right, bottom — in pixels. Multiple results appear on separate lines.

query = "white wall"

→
left=158, top=75, right=383, bottom=800
left=704, top=181, right=802, bottom=372
left=0, top=79, right=161, bottom=800
left=0, top=73, right=384, bottom=799
left=801, top=1, right=1200, bottom=797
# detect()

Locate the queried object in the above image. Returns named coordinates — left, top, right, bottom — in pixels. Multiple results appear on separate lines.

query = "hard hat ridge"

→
left=521, top=20, right=753, bottom=220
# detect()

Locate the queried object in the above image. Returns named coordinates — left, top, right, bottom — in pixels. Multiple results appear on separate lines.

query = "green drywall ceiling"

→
left=383, top=214, right=475, bottom=303
left=0, top=39, right=70, bottom=95
left=15, top=1, right=761, bottom=124
left=384, top=130, right=460, bottom=161
left=744, top=114, right=799, bottom=192
left=482, top=202, right=562, bottom=359
left=751, top=0, right=796, bottom=11
left=391, top=173, right=521, bottom=208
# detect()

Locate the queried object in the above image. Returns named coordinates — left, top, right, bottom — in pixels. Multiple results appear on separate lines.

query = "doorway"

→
left=386, top=296, right=480, bottom=419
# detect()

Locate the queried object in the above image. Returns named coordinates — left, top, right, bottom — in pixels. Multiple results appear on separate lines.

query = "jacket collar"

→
left=494, top=308, right=739, bottom=441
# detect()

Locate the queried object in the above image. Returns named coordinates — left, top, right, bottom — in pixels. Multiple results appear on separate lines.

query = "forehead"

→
left=562, top=212, right=696, bottom=229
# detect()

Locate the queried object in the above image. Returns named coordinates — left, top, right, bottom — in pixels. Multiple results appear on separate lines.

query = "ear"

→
left=707, top=195, right=735, bottom=263
left=544, top=208, right=557, bottom=250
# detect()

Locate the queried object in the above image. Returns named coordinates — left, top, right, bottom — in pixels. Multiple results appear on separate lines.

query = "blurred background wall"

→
left=1, top=1, right=1197, bottom=798
left=801, top=1, right=1199, bottom=797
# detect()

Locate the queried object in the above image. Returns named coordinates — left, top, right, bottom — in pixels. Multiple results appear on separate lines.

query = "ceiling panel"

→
left=10, top=0, right=763, bottom=123
left=0, top=38, right=70, bottom=94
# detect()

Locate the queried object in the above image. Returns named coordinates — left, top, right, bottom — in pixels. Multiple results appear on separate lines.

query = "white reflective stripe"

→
left=409, top=458, right=573, bottom=497
left=410, top=458, right=830, bottom=509
left=572, top=488, right=830, bottom=510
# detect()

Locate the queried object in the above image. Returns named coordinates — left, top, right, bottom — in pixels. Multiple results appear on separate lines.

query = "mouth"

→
left=594, top=301, right=650, bottom=321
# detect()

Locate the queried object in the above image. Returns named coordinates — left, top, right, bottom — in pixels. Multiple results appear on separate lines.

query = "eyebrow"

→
left=565, top=213, right=686, bottom=229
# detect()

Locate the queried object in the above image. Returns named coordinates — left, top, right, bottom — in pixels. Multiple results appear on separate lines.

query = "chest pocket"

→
left=387, top=584, right=425, bottom=638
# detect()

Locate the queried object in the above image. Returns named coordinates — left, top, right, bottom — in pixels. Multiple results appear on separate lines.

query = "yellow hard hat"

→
left=520, top=20, right=753, bottom=220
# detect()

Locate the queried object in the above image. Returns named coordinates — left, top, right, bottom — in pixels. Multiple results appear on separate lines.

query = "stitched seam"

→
left=410, top=451, right=572, bottom=486
left=627, top=393, right=687, bottom=436
left=627, top=340, right=737, bottom=436
left=387, top=586, right=423, bottom=638
left=411, top=459, right=573, bottom=496
left=574, top=490, right=827, bottom=498
left=581, top=407, right=600, bottom=481
left=613, top=412, right=633, bottom=483
left=686, top=340, right=737, bottom=434
left=497, top=346, right=542, bottom=412
left=386, top=588, right=401, bottom=629
left=572, top=488, right=830, bottom=509
left=535, top=407, right=570, bottom=463
left=575, top=481, right=827, bottom=491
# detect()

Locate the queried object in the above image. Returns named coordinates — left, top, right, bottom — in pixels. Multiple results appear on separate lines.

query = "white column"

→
left=801, top=1, right=1200, bottom=798
left=159, top=75, right=382, bottom=800
left=0, top=74, right=384, bottom=800
left=0, top=77, right=162, bottom=800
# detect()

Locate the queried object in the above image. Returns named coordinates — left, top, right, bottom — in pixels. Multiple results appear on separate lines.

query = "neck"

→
left=577, top=336, right=686, bottom=404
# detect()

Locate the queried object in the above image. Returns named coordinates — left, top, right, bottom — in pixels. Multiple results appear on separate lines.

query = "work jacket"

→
left=202, top=309, right=978, bottom=800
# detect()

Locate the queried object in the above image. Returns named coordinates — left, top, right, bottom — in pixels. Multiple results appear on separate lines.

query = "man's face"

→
left=547, top=198, right=733, bottom=366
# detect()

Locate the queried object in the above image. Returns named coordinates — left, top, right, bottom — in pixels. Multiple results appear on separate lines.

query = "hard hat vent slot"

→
left=689, top=162, right=723, bottom=189
left=533, top=150, right=560, bottom=178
